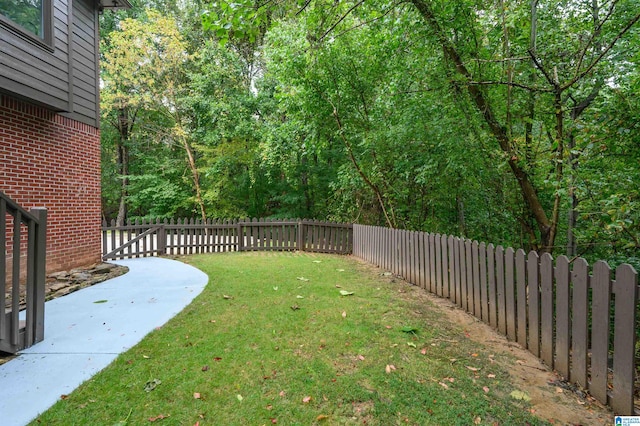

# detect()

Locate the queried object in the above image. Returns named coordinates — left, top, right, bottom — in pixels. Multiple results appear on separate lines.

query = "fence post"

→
left=158, top=218, right=166, bottom=256
left=297, top=220, right=304, bottom=252
left=31, top=207, right=47, bottom=343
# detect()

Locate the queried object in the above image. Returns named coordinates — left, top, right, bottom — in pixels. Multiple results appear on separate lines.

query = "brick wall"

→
left=0, top=94, right=101, bottom=273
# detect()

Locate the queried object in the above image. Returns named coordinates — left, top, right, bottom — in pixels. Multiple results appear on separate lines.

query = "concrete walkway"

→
left=0, top=257, right=208, bottom=426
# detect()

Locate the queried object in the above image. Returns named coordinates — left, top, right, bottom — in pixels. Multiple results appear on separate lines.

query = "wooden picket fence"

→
left=101, top=217, right=639, bottom=414
left=102, top=218, right=353, bottom=260
left=352, top=224, right=639, bottom=415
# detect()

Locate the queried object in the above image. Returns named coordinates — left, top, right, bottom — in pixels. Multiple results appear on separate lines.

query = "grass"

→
left=31, top=252, right=546, bottom=425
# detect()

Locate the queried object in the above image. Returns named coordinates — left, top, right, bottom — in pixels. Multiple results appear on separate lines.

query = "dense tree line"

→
left=100, top=0, right=640, bottom=267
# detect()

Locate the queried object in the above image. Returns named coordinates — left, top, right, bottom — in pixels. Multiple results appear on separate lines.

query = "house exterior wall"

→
left=0, top=94, right=101, bottom=272
left=0, top=0, right=100, bottom=127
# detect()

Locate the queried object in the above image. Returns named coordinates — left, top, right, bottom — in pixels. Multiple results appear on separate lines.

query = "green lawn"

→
left=31, top=252, right=546, bottom=425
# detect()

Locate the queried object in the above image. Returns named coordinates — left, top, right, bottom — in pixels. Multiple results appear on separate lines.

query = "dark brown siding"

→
left=0, top=0, right=100, bottom=126
left=64, top=0, right=99, bottom=126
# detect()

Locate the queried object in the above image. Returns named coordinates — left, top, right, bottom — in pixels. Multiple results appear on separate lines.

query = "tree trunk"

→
left=410, top=0, right=554, bottom=250
left=116, top=107, right=130, bottom=227
left=181, top=135, right=207, bottom=222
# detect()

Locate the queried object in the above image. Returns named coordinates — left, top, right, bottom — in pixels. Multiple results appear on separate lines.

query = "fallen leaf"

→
left=421, top=348, right=427, bottom=355
left=297, top=277, right=309, bottom=282
left=201, top=365, right=209, bottom=371
left=474, top=416, right=482, bottom=425
left=357, top=355, right=365, bottom=361
left=266, top=404, right=273, bottom=410
left=223, top=295, right=233, bottom=300
left=466, top=366, right=480, bottom=372
left=483, top=386, right=490, bottom=393
left=271, top=419, right=277, bottom=424
left=213, top=357, right=222, bottom=361
left=487, top=374, right=496, bottom=378
left=296, top=295, right=304, bottom=299
left=194, top=392, right=201, bottom=399
left=302, top=396, right=312, bottom=403
left=142, top=355, right=150, bottom=359
left=60, top=394, right=69, bottom=400
left=510, top=390, right=531, bottom=401
left=237, top=394, right=243, bottom=402
left=339, top=290, right=354, bottom=296
left=335, top=284, right=342, bottom=288
left=555, top=387, right=564, bottom=393
left=385, top=364, right=396, bottom=374
left=93, top=300, right=108, bottom=304
left=407, top=342, right=417, bottom=348
left=342, top=311, right=347, bottom=318
left=148, top=414, right=170, bottom=422
left=471, top=353, right=478, bottom=357
left=273, top=286, right=278, bottom=291
left=279, top=391, right=286, bottom=397
left=400, top=326, right=418, bottom=333
left=290, top=305, right=300, bottom=311
left=337, top=269, right=345, bottom=272
left=438, top=382, right=449, bottom=389
left=312, top=260, right=322, bottom=263
left=144, top=379, right=162, bottom=392
left=317, top=414, right=329, bottom=421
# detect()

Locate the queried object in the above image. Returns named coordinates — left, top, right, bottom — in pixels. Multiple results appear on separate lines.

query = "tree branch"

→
left=466, top=80, right=553, bottom=93
left=563, top=10, right=640, bottom=90
left=319, top=0, right=366, bottom=42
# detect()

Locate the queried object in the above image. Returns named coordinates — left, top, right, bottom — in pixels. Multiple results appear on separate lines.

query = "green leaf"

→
left=400, top=326, right=418, bottom=333
left=93, top=300, right=108, bottom=304
left=339, top=290, right=354, bottom=296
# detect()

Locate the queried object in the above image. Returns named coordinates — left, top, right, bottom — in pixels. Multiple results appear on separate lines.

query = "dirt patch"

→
left=423, top=293, right=613, bottom=425
left=361, top=259, right=615, bottom=426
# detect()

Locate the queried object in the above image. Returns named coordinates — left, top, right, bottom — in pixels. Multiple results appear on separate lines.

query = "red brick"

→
left=1, top=94, right=101, bottom=273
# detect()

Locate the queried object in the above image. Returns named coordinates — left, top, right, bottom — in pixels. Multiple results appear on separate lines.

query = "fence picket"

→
left=516, top=249, right=527, bottom=347
left=555, top=256, right=570, bottom=379
left=590, top=261, right=611, bottom=403
left=479, top=242, right=488, bottom=322
left=505, top=248, right=516, bottom=341
left=527, top=251, right=540, bottom=357
left=465, top=240, right=473, bottom=313
left=540, top=253, right=554, bottom=368
left=495, top=246, right=506, bottom=335
left=611, top=264, right=638, bottom=414
left=472, top=241, right=480, bottom=316
left=487, top=244, right=496, bottom=328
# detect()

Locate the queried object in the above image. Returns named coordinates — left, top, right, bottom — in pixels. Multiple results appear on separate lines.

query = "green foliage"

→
left=98, top=0, right=640, bottom=265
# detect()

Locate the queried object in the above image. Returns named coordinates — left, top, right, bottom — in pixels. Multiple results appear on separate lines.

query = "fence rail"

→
left=352, top=224, right=639, bottom=415
left=102, top=218, right=353, bottom=260
left=1, top=190, right=47, bottom=354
